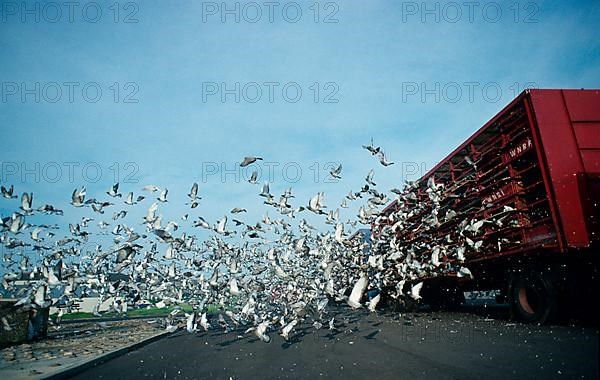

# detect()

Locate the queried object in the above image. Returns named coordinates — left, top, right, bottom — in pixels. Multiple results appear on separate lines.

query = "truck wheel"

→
left=510, top=272, right=558, bottom=324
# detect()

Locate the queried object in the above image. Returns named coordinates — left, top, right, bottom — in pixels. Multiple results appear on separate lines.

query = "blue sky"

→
left=1, top=0, right=599, bottom=243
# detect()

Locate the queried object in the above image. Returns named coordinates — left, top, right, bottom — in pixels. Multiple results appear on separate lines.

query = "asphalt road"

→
left=67, top=305, right=598, bottom=380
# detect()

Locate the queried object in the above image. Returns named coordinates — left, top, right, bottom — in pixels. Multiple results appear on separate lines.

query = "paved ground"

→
left=0, top=319, right=164, bottom=379
left=68, top=305, right=599, bottom=380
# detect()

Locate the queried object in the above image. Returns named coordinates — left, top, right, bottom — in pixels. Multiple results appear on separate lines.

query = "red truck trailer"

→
left=376, top=89, right=599, bottom=323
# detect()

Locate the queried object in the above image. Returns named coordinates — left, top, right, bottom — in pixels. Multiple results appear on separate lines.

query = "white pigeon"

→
left=1, top=317, right=12, bottom=331
left=216, top=216, right=227, bottom=234
left=157, top=188, right=169, bottom=202
left=368, top=293, right=381, bottom=312
left=281, top=319, right=297, bottom=341
left=144, top=202, right=159, bottom=223
left=334, top=223, right=344, bottom=243
left=186, top=313, right=197, bottom=333
left=229, top=278, right=240, bottom=296
left=142, top=185, right=160, bottom=192
left=307, top=192, right=326, bottom=214
left=348, top=274, right=368, bottom=308
left=30, top=227, right=43, bottom=242
left=410, top=282, right=424, bottom=300
left=457, top=267, right=473, bottom=279
left=328, top=317, right=336, bottom=330
left=255, top=321, right=271, bottom=343
left=200, top=312, right=210, bottom=331
left=124, top=192, right=140, bottom=205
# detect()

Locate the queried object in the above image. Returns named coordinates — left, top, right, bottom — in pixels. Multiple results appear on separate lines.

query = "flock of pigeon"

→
left=1, top=140, right=513, bottom=342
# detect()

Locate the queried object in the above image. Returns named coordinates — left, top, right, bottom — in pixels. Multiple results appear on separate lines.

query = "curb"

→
left=40, top=330, right=171, bottom=380
left=58, top=315, right=170, bottom=324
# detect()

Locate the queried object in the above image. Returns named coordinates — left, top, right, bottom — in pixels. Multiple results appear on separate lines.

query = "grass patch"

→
left=52, top=304, right=200, bottom=321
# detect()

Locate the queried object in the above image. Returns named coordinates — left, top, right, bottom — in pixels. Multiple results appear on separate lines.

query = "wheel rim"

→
left=517, top=279, right=544, bottom=316
left=518, top=287, right=535, bottom=315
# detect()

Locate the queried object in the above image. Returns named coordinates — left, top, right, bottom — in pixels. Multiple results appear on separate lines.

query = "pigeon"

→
left=255, top=321, right=271, bottom=343
left=1, top=185, right=17, bottom=199
left=124, top=192, right=138, bottom=205
left=410, top=282, right=424, bottom=300
left=20, top=192, right=34, bottom=214
left=157, top=188, right=169, bottom=202
left=107, top=183, right=122, bottom=198
left=229, top=279, right=241, bottom=296
left=30, top=227, right=44, bottom=242
left=248, top=171, right=258, bottom=184
left=216, top=216, right=228, bottom=234
left=464, top=156, right=477, bottom=169
left=362, top=138, right=380, bottom=155
left=281, top=319, right=297, bottom=341
left=365, top=169, right=376, bottom=186
left=259, top=182, right=271, bottom=197
left=0, top=131, right=520, bottom=351
left=199, top=312, right=210, bottom=331
left=142, top=185, right=160, bottom=192
left=348, top=274, right=368, bottom=308
left=329, top=164, right=342, bottom=179
left=377, top=151, right=394, bottom=166
left=368, top=293, right=381, bottom=312
left=38, top=204, right=63, bottom=215
left=240, top=156, right=263, bottom=167
left=457, top=267, right=473, bottom=279
left=70, top=187, right=86, bottom=207
left=186, top=313, right=197, bottom=333
left=188, top=183, right=199, bottom=200
left=328, top=317, right=336, bottom=330
left=307, top=192, right=326, bottom=215
left=144, top=202, right=159, bottom=224
left=194, top=216, right=211, bottom=229
left=113, top=210, right=127, bottom=220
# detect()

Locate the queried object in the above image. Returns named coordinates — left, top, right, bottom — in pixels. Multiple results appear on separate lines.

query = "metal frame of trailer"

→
left=375, top=89, right=600, bottom=323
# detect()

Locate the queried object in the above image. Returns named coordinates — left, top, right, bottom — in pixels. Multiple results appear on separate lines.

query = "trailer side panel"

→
left=529, top=89, right=600, bottom=248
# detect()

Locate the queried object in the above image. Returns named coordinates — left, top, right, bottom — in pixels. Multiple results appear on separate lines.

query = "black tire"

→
left=510, top=271, right=558, bottom=324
